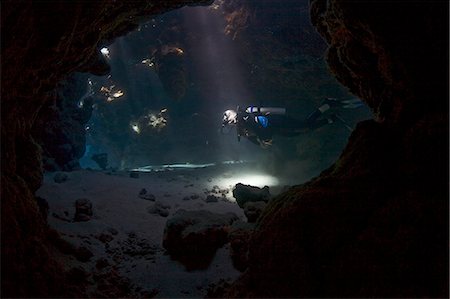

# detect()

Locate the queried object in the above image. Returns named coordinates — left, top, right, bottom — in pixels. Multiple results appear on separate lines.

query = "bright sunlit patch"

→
left=218, top=173, right=279, bottom=189
left=107, top=90, right=124, bottom=102
left=112, top=90, right=124, bottom=98
left=132, top=163, right=216, bottom=172
left=144, top=108, right=168, bottom=131
left=131, top=123, right=140, bottom=134
left=141, top=58, right=155, bottom=67
left=100, top=85, right=124, bottom=102
left=100, top=47, right=110, bottom=58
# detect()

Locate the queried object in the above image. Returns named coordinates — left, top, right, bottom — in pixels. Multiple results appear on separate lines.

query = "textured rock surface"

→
left=243, top=201, right=266, bottom=223
left=33, top=74, right=94, bottom=171
left=1, top=0, right=212, bottom=297
left=228, top=221, right=254, bottom=272
left=74, top=198, right=93, bottom=222
left=227, top=1, right=449, bottom=297
left=233, top=183, right=271, bottom=208
left=163, top=209, right=238, bottom=269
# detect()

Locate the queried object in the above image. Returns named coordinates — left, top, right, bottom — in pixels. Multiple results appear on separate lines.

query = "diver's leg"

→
left=272, top=116, right=309, bottom=136
left=305, top=98, right=348, bottom=126
left=306, top=103, right=331, bottom=125
left=308, top=117, right=334, bottom=130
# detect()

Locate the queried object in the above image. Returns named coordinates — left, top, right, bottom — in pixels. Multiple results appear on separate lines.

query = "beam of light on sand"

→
left=131, top=160, right=250, bottom=172
left=216, top=173, right=279, bottom=189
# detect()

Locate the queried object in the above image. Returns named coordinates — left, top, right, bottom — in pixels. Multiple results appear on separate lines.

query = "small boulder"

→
left=243, top=201, right=267, bottom=223
left=163, top=209, right=239, bottom=270
left=232, top=183, right=271, bottom=208
left=74, top=198, right=93, bottom=222
left=54, top=172, right=68, bottom=183
left=138, top=188, right=155, bottom=201
left=205, top=194, right=219, bottom=203
left=147, top=201, right=171, bottom=217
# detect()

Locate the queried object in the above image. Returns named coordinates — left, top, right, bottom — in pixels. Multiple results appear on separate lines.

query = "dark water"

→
left=79, top=0, right=372, bottom=183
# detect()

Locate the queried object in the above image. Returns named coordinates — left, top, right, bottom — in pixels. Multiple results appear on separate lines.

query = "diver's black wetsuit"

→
left=236, top=108, right=330, bottom=146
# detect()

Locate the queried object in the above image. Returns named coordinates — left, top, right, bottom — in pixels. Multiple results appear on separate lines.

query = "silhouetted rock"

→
left=33, top=74, right=94, bottom=172
left=232, top=183, right=270, bottom=208
left=74, top=198, right=93, bottom=222
left=163, top=209, right=239, bottom=270
left=138, top=188, right=155, bottom=201
left=147, top=201, right=170, bottom=217
left=2, top=0, right=213, bottom=297
left=227, top=1, right=449, bottom=297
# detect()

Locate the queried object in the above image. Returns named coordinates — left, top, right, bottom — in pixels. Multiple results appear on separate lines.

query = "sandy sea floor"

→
left=37, top=164, right=286, bottom=297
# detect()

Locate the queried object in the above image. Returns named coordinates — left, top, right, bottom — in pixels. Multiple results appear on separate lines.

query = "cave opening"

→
left=4, top=0, right=447, bottom=298
left=44, top=1, right=372, bottom=184
left=33, top=1, right=374, bottom=296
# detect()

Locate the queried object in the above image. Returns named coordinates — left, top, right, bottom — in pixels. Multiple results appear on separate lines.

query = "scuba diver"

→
left=222, top=98, right=363, bottom=148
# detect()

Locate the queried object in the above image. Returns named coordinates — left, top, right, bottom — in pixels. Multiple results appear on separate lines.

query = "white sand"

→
left=37, top=165, right=284, bottom=297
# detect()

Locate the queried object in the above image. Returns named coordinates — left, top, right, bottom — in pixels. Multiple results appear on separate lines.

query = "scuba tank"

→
left=245, top=106, right=286, bottom=115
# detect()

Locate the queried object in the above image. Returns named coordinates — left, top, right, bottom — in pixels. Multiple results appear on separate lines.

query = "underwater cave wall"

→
left=1, top=0, right=211, bottom=297
left=227, top=0, right=449, bottom=297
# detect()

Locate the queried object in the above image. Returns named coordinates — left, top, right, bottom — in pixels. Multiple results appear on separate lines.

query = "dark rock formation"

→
left=228, top=221, right=254, bottom=272
left=243, top=201, right=266, bottom=223
left=35, top=196, right=49, bottom=220
left=156, top=47, right=188, bottom=101
left=227, top=1, right=449, bottom=298
left=74, top=198, right=93, bottom=222
left=33, top=74, right=93, bottom=171
left=205, top=194, right=219, bottom=203
left=138, top=188, right=156, bottom=201
left=163, top=209, right=238, bottom=270
left=232, top=183, right=271, bottom=208
left=147, top=201, right=171, bottom=217
left=1, top=2, right=212, bottom=296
